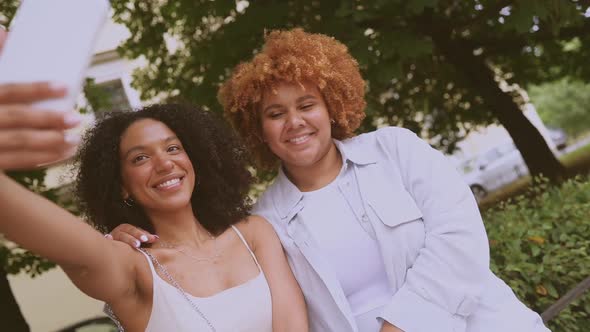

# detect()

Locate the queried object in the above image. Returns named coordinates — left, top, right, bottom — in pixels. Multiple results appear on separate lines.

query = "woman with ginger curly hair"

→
left=0, top=104, right=308, bottom=332
left=112, top=29, right=550, bottom=332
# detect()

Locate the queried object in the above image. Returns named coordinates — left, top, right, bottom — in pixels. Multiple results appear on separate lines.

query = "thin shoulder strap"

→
left=230, top=225, right=262, bottom=270
left=137, top=248, right=157, bottom=274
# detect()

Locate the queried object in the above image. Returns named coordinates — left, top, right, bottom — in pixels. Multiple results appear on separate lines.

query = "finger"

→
left=110, top=224, right=144, bottom=243
left=0, top=82, right=67, bottom=104
left=0, top=146, right=77, bottom=170
left=146, top=233, right=159, bottom=243
left=119, top=224, right=153, bottom=244
left=0, top=106, right=82, bottom=130
left=112, top=232, right=142, bottom=248
left=0, top=129, right=80, bottom=151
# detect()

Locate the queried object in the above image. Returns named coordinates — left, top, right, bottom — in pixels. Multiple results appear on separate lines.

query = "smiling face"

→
left=119, top=118, right=195, bottom=214
left=260, top=81, right=335, bottom=170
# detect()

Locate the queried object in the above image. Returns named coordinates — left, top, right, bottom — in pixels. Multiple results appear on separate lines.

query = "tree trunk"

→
left=0, top=267, right=30, bottom=332
left=425, top=19, right=566, bottom=181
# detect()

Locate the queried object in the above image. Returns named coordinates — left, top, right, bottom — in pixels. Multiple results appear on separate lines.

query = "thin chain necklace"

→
left=157, top=232, right=222, bottom=263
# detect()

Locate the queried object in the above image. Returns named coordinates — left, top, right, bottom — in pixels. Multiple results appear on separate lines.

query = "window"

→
left=85, top=79, right=131, bottom=114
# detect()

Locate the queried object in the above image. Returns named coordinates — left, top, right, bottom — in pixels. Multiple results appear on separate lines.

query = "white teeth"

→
left=157, top=178, right=180, bottom=188
left=289, top=135, right=310, bottom=144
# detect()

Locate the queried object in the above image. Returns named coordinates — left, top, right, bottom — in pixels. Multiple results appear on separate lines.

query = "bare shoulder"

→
left=234, top=215, right=279, bottom=251
left=111, top=241, right=153, bottom=296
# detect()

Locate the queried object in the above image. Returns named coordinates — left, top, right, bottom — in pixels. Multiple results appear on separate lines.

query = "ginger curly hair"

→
left=218, top=28, right=366, bottom=170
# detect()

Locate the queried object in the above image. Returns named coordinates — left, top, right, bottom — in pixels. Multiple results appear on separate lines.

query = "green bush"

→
left=483, top=176, right=590, bottom=332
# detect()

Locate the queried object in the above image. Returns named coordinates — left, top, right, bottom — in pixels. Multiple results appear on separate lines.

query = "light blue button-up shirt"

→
left=253, top=127, right=550, bottom=332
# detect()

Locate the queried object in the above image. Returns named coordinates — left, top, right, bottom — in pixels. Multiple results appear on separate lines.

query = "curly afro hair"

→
left=218, top=28, right=367, bottom=170
left=74, top=104, right=253, bottom=236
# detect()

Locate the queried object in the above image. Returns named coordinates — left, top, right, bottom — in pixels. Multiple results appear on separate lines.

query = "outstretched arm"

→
left=0, top=173, right=141, bottom=304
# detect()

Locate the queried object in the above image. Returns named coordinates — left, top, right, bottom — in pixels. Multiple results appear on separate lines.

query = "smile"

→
left=154, top=176, right=184, bottom=190
left=287, top=134, right=312, bottom=145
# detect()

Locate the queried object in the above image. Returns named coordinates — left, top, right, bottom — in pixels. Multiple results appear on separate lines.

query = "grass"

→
left=478, top=142, right=590, bottom=210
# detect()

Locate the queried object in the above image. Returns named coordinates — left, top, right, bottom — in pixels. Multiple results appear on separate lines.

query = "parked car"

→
left=55, top=316, right=116, bottom=332
left=460, top=142, right=529, bottom=201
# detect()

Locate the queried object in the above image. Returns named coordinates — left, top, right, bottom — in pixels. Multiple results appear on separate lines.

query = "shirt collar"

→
left=334, top=137, right=379, bottom=166
left=272, top=137, right=378, bottom=220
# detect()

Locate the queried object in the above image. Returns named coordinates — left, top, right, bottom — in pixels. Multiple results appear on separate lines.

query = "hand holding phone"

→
left=0, top=0, right=109, bottom=169
left=0, top=82, right=83, bottom=171
left=0, top=0, right=110, bottom=112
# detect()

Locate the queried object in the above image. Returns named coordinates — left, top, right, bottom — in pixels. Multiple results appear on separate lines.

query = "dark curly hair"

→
left=219, top=28, right=367, bottom=170
left=73, top=104, right=253, bottom=236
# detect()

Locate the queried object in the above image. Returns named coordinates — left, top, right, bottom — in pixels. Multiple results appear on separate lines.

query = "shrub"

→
left=484, top=176, right=590, bottom=331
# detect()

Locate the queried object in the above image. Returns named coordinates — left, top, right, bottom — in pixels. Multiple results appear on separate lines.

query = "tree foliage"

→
left=529, top=77, right=590, bottom=138
left=109, top=0, right=590, bottom=179
left=484, top=176, right=590, bottom=331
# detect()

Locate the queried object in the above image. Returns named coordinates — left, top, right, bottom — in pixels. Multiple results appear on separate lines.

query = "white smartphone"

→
left=0, top=0, right=110, bottom=112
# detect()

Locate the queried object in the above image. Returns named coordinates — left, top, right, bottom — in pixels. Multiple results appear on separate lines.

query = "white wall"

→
left=9, top=268, right=104, bottom=332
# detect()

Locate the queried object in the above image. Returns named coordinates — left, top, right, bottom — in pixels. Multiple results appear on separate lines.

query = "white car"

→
left=460, top=143, right=529, bottom=201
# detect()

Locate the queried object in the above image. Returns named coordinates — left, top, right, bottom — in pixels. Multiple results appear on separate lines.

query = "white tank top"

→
left=109, top=225, right=273, bottom=332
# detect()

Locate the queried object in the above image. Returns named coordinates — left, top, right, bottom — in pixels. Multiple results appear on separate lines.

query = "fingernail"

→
left=153, top=235, right=160, bottom=240
left=140, top=235, right=148, bottom=242
left=104, top=234, right=113, bottom=240
left=63, top=112, right=82, bottom=126
left=64, top=132, right=81, bottom=145
left=134, top=240, right=140, bottom=248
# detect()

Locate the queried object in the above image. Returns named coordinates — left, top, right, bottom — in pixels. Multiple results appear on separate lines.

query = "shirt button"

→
left=362, top=214, right=369, bottom=222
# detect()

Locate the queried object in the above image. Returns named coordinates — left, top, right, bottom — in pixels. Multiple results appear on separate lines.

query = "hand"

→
left=0, top=82, right=83, bottom=170
left=380, top=322, right=404, bottom=332
left=0, top=29, right=83, bottom=171
left=106, top=223, right=159, bottom=248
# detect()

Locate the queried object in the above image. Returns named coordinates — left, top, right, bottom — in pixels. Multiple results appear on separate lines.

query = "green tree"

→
left=529, top=77, right=590, bottom=138
left=110, top=0, right=590, bottom=180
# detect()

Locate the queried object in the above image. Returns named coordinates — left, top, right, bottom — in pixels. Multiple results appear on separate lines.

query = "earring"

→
left=123, top=197, right=134, bottom=207
left=330, top=119, right=336, bottom=124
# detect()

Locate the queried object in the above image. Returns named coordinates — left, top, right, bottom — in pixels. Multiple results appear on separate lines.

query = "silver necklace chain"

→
left=142, top=248, right=217, bottom=332
left=156, top=234, right=222, bottom=263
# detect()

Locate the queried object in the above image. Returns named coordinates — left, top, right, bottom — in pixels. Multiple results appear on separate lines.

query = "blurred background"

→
left=1, top=1, right=589, bottom=331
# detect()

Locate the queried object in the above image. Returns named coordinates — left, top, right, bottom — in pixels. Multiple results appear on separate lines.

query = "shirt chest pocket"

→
left=366, top=185, right=426, bottom=265
left=366, top=185, right=423, bottom=228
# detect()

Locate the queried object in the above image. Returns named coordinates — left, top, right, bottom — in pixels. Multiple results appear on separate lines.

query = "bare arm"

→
left=0, top=172, right=140, bottom=304
left=239, top=216, right=309, bottom=332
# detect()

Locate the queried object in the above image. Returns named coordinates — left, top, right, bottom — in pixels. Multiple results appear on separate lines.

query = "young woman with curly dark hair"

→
left=112, top=30, right=550, bottom=332
left=0, top=104, right=307, bottom=332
